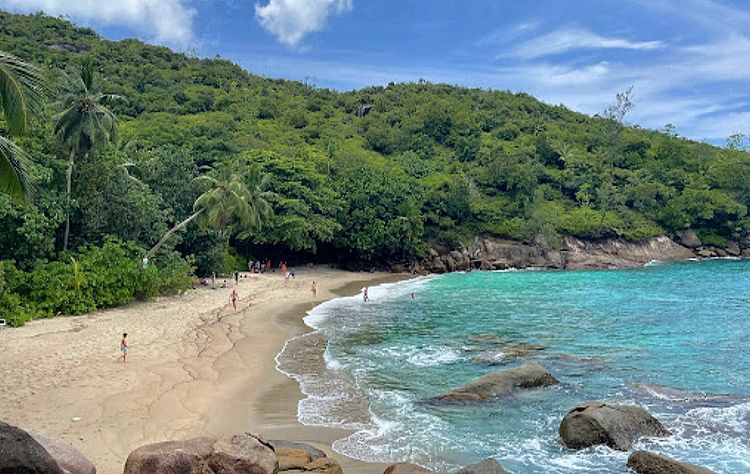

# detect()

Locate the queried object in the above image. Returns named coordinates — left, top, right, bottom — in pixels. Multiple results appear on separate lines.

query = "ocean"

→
left=277, top=259, right=750, bottom=473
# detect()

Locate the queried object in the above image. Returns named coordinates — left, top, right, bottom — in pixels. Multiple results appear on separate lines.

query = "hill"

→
left=0, top=11, right=748, bottom=323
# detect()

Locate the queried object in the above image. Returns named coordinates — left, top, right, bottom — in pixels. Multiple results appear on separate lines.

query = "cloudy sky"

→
left=2, top=0, right=749, bottom=143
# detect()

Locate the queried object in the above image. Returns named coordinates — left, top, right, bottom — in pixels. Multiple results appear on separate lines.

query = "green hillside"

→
left=0, top=11, right=748, bottom=324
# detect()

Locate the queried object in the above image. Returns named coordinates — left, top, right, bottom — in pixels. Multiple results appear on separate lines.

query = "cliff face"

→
left=411, top=235, right=749, bottom=274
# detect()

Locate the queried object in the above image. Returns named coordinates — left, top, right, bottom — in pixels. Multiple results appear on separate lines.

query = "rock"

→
left=742, top=248, right=750, bottom=258
left=456, top=458, right=509, bottom=474
left=0, top=421, right=63, bottom=474
left=303, top=458, right=343, bottom=474
left=124, top=433, right=277, bottom=474
left=29, top=431, right=96, bottom=474
left=726, top=241, right=741, bottom=256
left=276, top=448, right=311, bottom=471
left=429, top=363, right=558, bottom=403
left=713, top=248, right=727, bottom=257
left=383, top=462, right=438, bottom=474
left=268, top=440, right=326, bottom=461
left=696, top=247, right=712, bottom=258
left=559, top=401, right=670, bottom=450
left=627, top=450, right=716, bottom=474
left=630, top=382, right=750, bottom=408
left=677, top=231, right=702, bottom=249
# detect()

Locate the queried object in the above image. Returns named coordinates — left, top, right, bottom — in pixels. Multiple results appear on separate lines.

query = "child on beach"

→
left=120, top=333, right=128, bottom=362
left=230, top=289, right=238, bottom=310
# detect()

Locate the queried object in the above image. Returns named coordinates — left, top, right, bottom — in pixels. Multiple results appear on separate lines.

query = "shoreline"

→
left=0, top=267, right=409, bottom=474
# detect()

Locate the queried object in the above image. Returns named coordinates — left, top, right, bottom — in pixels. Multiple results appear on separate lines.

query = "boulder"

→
left=29, top=431, right=96, bottom=474
left=124, top=433, right=277, bottom=474
left=429, top=363, right=558, bottom=403
left=0, top=421, right=63, bottom=474
left=726, top=241, right=741, bottom=256
left=677, top=231, right=702, bottom=249
left=302, top=458, right=343, bottom=474
left=696, top=247, right=712, bottom=258
left=742, top=248, right=750, bottom=258
left=268, top=440, right=326, bottom=462
left=559, top=401, right=670, bottom=450
left=456, top=458, right=508, bottom=474
left=627, top=450, right=716, bottom=474
left=383, top=463, right=437, bottom=474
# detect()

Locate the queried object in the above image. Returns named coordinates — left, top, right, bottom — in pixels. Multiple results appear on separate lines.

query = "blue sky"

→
left=2, top=0, right=749, bottom=143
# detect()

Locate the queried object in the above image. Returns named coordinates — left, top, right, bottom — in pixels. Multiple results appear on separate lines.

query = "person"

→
left=230, top=288, right=238, bottom=310
left=234, top=271, right=239, bottom=285
left=290, top=266, right=296, bottom=279
left=255, top=260, right=261, bottom=273
left=120, top=333, right=128, bottom=362
left=248, top=259, right=253, bottom=272
left=281, top=262, right=287, bottom=275
left=211, top=272, right=216, bottom=289
left=363, top=287, right=369, bottom=303
left=265, top=259, right=271, bottom=273
left=411, top=293, right=416, bottom=300
left=311, top=281, right=317, bottom=298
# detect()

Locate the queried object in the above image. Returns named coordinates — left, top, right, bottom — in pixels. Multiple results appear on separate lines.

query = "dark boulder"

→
left=627, top=450, right=716, bottom=474
left=726, top=241, right=741, bottom=256
left=456, top=458, right=508, bottom=474
left=429, top=363, right=558, bottom=403
left=383, top=463, right=438, bottom=474
left=0, top=420, right=63, bottom=474
left=559, top=401, right=670, bottom=450
left=677, top=231, right=702, bottom=249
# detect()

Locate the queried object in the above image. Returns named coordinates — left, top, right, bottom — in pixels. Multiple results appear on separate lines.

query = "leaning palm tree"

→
left=146, top=161, right=273, bottom=260
left=54, top=58, right=118, bottom=250
left=0, top=50, right=44, bottom=203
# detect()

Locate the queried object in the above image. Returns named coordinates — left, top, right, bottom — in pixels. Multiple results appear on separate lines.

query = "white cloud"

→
left=0, top=0, right=196, bottom=46
left=255, top=0, right=352, bottom=47
left=510, top=27, right=665, bottom=58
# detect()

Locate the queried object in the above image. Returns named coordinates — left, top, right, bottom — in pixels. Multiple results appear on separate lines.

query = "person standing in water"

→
left=120, top=333, right=128, bottom=362
left=230, top=288, right=238, bottom=310
left=363, top=287, right=369, bottom=303
left=411, top=293, right=416, bottom=300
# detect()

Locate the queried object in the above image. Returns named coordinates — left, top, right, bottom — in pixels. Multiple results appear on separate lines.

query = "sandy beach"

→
left=0, top=267, right=407, bottom=474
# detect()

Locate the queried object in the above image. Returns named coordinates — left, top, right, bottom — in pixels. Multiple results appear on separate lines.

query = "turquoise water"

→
left=278, top=259, right=750, bottom=473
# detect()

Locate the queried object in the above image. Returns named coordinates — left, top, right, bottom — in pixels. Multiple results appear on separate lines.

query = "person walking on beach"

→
left=311, top=281, right=317, bottom=298
left=230, top=288, right=238, bottom=310
left=234, top=271, right=239, bottom=285
left=281, top=262, right=287, bottom=276
left=120, top=333, right=128, bottom=362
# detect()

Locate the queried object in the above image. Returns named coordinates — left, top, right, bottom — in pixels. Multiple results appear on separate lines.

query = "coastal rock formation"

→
left=415, top=235, right=698, bottom=274
left=269, top=440, right=341, bottom=474
left=29, top=431, right=96, bottom=474
left=559, top=401, right=670, bottom=450
left=429, top=363, right=558, bottom=403
left=268, top=440, right=326, bottom=462
left=0, top=421, right=63, bottom=474
left=383, top=462, right=439, bottom=474
left=455, top=458, right=509, bottom=474
left=677, top=230, right=702, bottom=249
left=627, top=450, right=716, bottom=474
left=124, top=433, right=277, bottom=474
left=631, top=382, right=750, bottom=408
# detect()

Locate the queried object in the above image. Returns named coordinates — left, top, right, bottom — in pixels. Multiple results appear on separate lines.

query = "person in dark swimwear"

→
left=230, top=288, right=238, bottom=310
left=120, top=333, right=128, bottom=362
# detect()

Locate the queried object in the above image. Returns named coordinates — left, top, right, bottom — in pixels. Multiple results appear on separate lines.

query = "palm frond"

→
left=0, top=50, right=45, bottom=136
left=0, top=134, right=34, bottom=203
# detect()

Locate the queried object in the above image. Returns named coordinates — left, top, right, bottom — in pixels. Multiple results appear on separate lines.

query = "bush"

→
left=0, top=237, right=192, bottom=326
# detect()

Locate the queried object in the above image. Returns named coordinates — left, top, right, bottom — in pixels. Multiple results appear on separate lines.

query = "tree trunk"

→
left=146, top=208, right=204, bottom=260
left=62, top=148, right=75, bottom=251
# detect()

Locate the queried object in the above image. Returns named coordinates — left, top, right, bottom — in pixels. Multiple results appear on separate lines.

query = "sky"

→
left=1, top=0, right=749, bottom=143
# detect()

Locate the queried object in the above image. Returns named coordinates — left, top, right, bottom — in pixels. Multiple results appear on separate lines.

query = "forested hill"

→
left=1, top=11, right=749, bottom=321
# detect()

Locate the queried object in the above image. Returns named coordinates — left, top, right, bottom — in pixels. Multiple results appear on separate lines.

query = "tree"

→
left=0, top=50, right=44, bottom=203
left=53, top=58, right=119, bottom=250
left=146, top=160, right=272, bottom=259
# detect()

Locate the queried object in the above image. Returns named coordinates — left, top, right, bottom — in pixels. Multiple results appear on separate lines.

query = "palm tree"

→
left=0, top=50, right=44, bottom=203
left=146, top=161, right=273, bottom=260
left=54, top=58, right=118, bottom=250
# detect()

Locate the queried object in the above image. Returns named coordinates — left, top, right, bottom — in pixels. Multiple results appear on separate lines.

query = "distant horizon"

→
left=1, top=0, right=748, bottom=144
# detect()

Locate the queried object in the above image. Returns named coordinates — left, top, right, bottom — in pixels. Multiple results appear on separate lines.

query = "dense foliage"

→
left=0, top=12, right=749, bottom=322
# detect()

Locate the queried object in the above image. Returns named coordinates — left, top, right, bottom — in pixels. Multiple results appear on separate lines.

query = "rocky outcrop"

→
left=414, top=235, right=702, bottom=274
left=627, top=451, right=716, bottom=474
left=383, top=463, right=439, bottom=474
left=455, top=458, right=508, bottom=474
left=559, top=402, right=670, bottom=450
left=0, top=421, right=63, bottom=474
left=29, top=431, right=96, bottom=474
left=429, top=363, right=558, bottom=403
left=268, top=440, right=341, bottom=474
left=124, top=433, right=277, bottom=474
left=630, top=382, right=750, bottom=408
left=677, top=230, right=702, bottom=249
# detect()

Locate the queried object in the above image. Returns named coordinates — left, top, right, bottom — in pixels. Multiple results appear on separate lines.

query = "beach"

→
left=0, top=267, right=405, bottom=474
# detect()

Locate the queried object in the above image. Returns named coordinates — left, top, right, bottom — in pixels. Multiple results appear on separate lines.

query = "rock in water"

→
left=559, top=401, right=670, bottom=450
left=0, top=421, right=63, bottom=474
left=456, top=458, right=509, bottom=474
left=383, top=463, right=439, bottom=474
left=29, top=431, right=96, bottom=474
left=429, top=363, right=558, bottom=402
left=627, top=451, right=716, bottom=474
left=124, top=433, right=277, bottom=474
